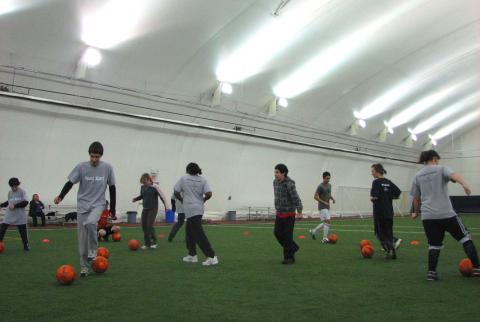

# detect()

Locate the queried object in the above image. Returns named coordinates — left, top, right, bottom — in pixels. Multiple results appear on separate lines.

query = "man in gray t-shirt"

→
left=310, top=171, right=335, bottom=242
left=54, top=142, right=116, bottom=276
left=410, top=150, right=479, bottom=281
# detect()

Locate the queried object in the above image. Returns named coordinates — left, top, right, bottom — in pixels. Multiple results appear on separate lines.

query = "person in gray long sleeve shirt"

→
left=273, top=164, right=302, bottom=265
left=0, top=178, right=30, bottom=251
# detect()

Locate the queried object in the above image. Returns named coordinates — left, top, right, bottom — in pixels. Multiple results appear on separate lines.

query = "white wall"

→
left=0, top=96, right=420, bottom=218
left=439, top=125, right=480, bottom=196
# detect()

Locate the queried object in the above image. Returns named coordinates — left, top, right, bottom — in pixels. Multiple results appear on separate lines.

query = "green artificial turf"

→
left=1, top=215, right=480, bottom=322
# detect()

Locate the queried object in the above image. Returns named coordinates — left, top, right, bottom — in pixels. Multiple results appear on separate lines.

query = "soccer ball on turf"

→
left=55, top=265, right=76, bottom=285
left=91, top=256, right=109, bottom=273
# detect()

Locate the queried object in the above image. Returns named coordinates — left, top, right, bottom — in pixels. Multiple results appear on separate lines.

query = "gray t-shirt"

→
left=174, top=175, right=211, bottom=218
left=68, top=161, right=116, bottom=214
left=410, top=165, right=456, bottom=220
left=3, top=188, right=28, bottom=225
left=316, top=183, right=332, bottom=210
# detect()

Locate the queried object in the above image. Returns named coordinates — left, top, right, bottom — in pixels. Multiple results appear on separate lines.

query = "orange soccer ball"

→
left=97, top=247, right=110, bottom=259
left=112, top=232, right=121, bottom=242
left=328, top=234, right=338, bottom=244
left=459, top=258, right=473, bottom=277
left=361, top=245, right=374, bottom=258
left=55, top=265, right=77, bottom=285
left=0, top=241, right=5, bottom=253
left=128, top=239, right=140, bottom=251
left=91, top=256, right=109, bottom=273
left=359, top=240, right=372, bottom=250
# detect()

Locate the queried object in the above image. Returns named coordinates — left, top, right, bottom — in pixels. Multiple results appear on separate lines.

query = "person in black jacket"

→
left=370, top=164, right=401, bottom=259
left=29, top=194, right=45, bottom=227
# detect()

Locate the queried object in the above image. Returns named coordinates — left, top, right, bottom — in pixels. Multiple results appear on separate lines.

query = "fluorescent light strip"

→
left=216, top=0, right=330, bottom=84
left=411, top=92, right=479, bottom=134
left=355, top=43, right=480, bottom=120
left=430, top=110, right=480, bottom=141
left=274, top=1, right=418, bottom=98
left=82, top=0, right=152, bottom=49
left=386, top=78, right=473, bottom=129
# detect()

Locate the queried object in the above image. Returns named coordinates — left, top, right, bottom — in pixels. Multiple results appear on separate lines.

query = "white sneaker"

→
left=80, top=267, right=89, bottom=277
left=150, top=244, right=157, bottom=249
left=183, top=255, right=198, bottom=263
left=141, top=245, right=148, bottom=250
left=202, top=256, right=219, bottom=266
left=394, top=238, right=403, bottom=250
left=321, top=238, right=330, bottom=244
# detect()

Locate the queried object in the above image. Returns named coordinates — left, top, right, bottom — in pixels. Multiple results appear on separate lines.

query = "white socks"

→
left=313, top=223, right=324, bottom=235
left=323, top=223, right=330, bottom=239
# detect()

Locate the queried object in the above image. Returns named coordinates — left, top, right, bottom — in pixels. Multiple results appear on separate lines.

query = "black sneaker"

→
left=281, top=258, right=295, bottom=265
left=385, top=249, right=397, bottom=260
left=23, top=244, right=30, bottom=251
left=427, top=271, right=439, bottom=281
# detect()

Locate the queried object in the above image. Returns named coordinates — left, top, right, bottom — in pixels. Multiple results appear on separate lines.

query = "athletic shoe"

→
left=23, top=243, right=30, bottom=251
left=426, top=271, right=439, bottom=281
left=183, top=255, right=198, bottom=263
left=394, top=238, right=403, bottom=250
left=80, top=267, right=89, bottom=277
left=321, top=238, right=329, bottom=244
left=309, top=229, right=316, bottom=240
left=281, top=258, right=295, bottom=265
left=141, top=245, right=148, bottom=250
left=472, top=267, right=480, bottom=277
left=150, top=244, right=157, bottom=249
left=385, top=249, right=397, bottom=260
left=202, top=256, right=219, bottom=266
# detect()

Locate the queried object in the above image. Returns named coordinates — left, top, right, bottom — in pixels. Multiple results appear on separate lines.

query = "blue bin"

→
left=166, top=210, right=175, bottom=223
left=126, top=211, right=137, bottom=224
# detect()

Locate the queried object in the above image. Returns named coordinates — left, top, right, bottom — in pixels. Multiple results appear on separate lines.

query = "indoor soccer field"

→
left=1, top=215, right=479, bottom=322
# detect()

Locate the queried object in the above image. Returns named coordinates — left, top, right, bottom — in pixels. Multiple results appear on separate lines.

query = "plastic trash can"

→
left=165, top=210, right=175, bottom=223
left=126, top=211, right=137, bottom=224
left=226, top=210, right=236, bottom=221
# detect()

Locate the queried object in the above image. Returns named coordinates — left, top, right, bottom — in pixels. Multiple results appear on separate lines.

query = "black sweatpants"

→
left=169, top=213, right=185, bottom=241
left=32, top=213, right=46, bottom=227
left=375, top=216, right=394, bottom=251
left=186, top=215, right=215, bottom=258
left=274, top=216, right=299, bottom=260
left=0, top=223, right=29, bottom=246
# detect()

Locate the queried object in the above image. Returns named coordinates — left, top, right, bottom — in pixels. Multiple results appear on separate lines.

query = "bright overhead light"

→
left=82, top=0, right=153, bottom=49
left=410, top=133, right=418, bottom=142
left=358, top=119, right=366, bottom=128
left=216, top=0, right=331, bottom=83
left=386, top=79, right=472, bottom=129
left=387, top=127, right=394, bottom=135
left=428, top=135, right=437, bottom=146
left=354, top=43, right=480, bottom=120
left=430, top=110, right=480, bottom=141
left=0, top=0, right=17, bottom=15
left=411, top=93, right=479, bottom=134
left=221, top=82, right=233, bottom=95
left=81, top=47, right=102, bottom=67
left=274, top=2, right=418, bottom=98
left=277, top=97, right=288, bottom=108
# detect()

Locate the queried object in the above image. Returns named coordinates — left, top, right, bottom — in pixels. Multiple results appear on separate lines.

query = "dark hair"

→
left=8, top=177, right=20, bottom=187
left=322, top=171, right=331, bottom=178
left=88, top=141, right=104, bottom=156
left=371, top=163, right=387, bottom=175
left=275, top=164, right=288, bottom=175
left=419, top=150, right=440, bottom=164
left=186, top=162, right=202, bottom=175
